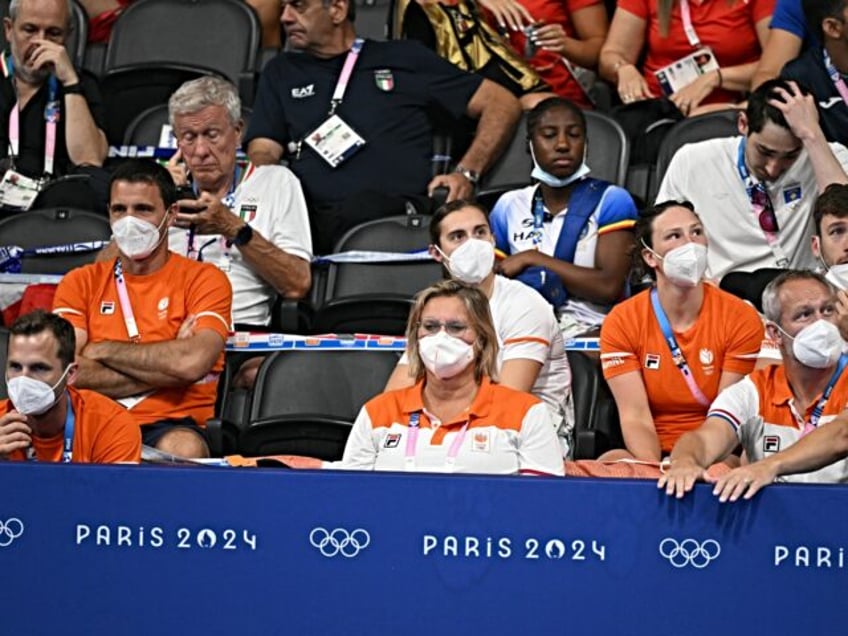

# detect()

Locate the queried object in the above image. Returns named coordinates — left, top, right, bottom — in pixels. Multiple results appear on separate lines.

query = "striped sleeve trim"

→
left=503, top=336, right=551, bottom=347
left=729, top=351, right=764, bottom=360
left=708, top=409, right=741, bottom=432
left=195, top=311, right=232, bottom=332
left=52, top=307, right=84, bottom=316
left=600, top=351, right=635, bottom=359
left=519, top=468, right=561, bottom=477
left=597, top=219, right=636, bottom=235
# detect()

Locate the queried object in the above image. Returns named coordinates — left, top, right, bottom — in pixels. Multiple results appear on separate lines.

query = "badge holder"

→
left=0, top=169, right=42, bottom=210
left=304, top=114, right=366, bottom=168
left=654, top=46, right=719, bottom=96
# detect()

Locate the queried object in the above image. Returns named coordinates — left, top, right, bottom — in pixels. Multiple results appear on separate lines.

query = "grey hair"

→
left=761, top=270, right=833, bottom=325
left=9, top=0, right=74, bottom=29
left=168, top=76, right=241, bottom=128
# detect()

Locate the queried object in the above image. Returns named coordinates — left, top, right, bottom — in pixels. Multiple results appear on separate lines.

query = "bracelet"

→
left=62, top=82, right=84, bottom=95
left=715, top=68, right=723, bottom=89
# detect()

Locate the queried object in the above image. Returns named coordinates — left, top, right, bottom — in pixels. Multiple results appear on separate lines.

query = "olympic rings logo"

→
left=309, top=527, right=371, bottom=558
left=0, top=518, right=24, bottom=547
left=658, top=538, right=721, bottom=569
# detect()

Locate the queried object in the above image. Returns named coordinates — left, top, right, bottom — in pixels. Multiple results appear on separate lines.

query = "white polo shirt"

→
left=656, top=136, right=848, bottom=280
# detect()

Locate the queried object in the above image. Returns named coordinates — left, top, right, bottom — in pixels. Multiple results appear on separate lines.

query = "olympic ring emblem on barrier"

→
left=0, top=518, right=24, bottom=547
left=658, top=538, right=721, bottom=569
left=309, top=527, right=371, bottom=558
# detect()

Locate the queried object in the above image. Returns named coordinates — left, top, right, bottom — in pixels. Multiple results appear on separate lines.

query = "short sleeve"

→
left=751, top=0, right=776, bottom=24
left=52, top=267, right=90, bottom=332
left=768, top=0, right=802, bottom=34
left=721, top=299, right=764, bottom=375
left=91, top=406, right=142, bottom=463
left=596, top=186, right=638, bottom=235
left=489, top=193, right=513, bottom=253
left=79, top=72, right=106, bottom=130
left=706, top=376, right=760, bottom=440
left=600, top=303, right=641, bottom=379
left=615, top=0, right=650, bottom=21
left=655, top=148, right=692, bottom=204
left=518, top=402, right=565, bottom=476
left=333, top=405, right=379, bottom=470
left=243, top=59, right=290, bottom=147
left=406, top=42, right=483, bottom=121
left=268, top=168, right=313, bottom=261
left=499, top=291, right=555, bottom=365
left=187, top=264, right=233, bottom=338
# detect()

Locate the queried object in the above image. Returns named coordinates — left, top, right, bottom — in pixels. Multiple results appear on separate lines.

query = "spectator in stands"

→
left=384, top=200, right=573, bottom=456
left=659, top=270, right=848, bottom=500
left=812, top=183, right=848, bottom=290
left=53, top=159, right=232, bottom=459
left=781, top=0, right=848, bottom=145
left=600, top=201, right=764, bottom=462
left=334, top=280, right=564, bottom=474
left=0, top=0, right=107, bottom=180
left=166, top=77, right=312, bottom=327
left=752, top=0, right=810, bottom=89
left=598, top=0, right=772, bottom=116
left=656, top=79, right=848, bottom=281
left=0, top=309, right=141, bottom=463
left=245, top=0, right=522, bottom=254
left=488, top=97, right=638, bottom=338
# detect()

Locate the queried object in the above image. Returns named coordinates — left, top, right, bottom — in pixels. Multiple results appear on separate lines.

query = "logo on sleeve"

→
left=291, top=84, right=315, bottom=99
left=763, top=435, right=781, bottom=453
left=374, top=69, right=394, bottom=92
left=99, top=301, right=115, bottom=315
left=645, top=353, right=661, bottom=370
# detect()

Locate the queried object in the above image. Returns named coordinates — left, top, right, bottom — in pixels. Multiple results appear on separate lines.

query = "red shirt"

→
left=616, top=0, right=774, bottom=102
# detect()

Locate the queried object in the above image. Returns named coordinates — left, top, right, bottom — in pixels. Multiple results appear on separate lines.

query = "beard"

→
left=10, top=45, right=50, bottom=85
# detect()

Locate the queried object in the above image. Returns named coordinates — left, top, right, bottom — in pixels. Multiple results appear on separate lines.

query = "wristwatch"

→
left=454, top=164, right=480, bottom=185
left=62, top=82, right=84, bottom=95
left=229, top=223, right=254, bottom=247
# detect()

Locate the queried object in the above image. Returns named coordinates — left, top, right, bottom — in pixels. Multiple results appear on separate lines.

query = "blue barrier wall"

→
left=0, top=463, right=844, bottom=635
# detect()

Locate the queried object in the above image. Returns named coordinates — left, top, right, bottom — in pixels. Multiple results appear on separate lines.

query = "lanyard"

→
left=823, top=49, right=848, bottom=107
left=404, top=411, right=469, bottom=471
left=114, top=258, right=140, bottom=342
left=531, top=186, right=553, bottom=248
left=185, top=163, right=246, bottom=259
left=803, top=353, right=848, bottom=435
left=3, top=52, right=59, bottom=176
left=736, top=138, right=789, bottom=267
left=26, top=394, right=75, bottom=463
left=678, top=0, right=701, bottom=49
left=650, top=288, right=710, bottom=406
left=329, top=38, right=364, bottom=117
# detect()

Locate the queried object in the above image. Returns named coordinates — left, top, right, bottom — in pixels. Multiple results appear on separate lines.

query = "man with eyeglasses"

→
left=656, top=79, right=848, bottom=281
left=165, top=77, right=312, bottom=329
left=659, top=270, right=848, bottom=501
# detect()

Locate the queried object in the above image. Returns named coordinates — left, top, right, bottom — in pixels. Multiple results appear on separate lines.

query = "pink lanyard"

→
left=404, top=411, right=469, bottom=471
left=679, top=0, right=701, bottom=48
left=328, top=37, right=364, bottom=116
left=3, top=53, right=59, bottom=176
left=114, top=259, right=140, bottom=342
left=823, top=49, right=848, bottom=106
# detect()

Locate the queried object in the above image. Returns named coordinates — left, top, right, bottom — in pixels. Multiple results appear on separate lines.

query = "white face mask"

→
left=646, top=241, right=708, bottom=287
left=824, top=261, right=848, bottom=291
left=437, top=238, right=495, bottom=285
left=529, top=144, right=591, bottom=188
left=111, top=214, right=168, bottom=260
left=418, top=331, right=475, bottom=379
left=6, top=365, right=71, bottom=416
left=779, top=319, right=844, bottom=369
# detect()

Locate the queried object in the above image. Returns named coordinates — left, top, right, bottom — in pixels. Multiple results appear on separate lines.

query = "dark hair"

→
left=803, top=0, right=846, bottom=41
left=10, top=310, right=76, bottom=368
left=109, top=159, right=178, bottom=209
left=526, top=97, right=586, bottom=140
left=746, top=79, right=810, bottom=134
left=814, top=183, right=848, bottom=235
left=634, top=200, right=698, bottom=280
left=429, top=199, right=490, bottom=247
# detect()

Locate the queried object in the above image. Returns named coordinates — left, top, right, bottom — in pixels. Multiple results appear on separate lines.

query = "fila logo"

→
left=763, top=435, right=781, bottom=453
left=645, top=353, right=661, bottom=370
left=291, top=84, right=315, bottom=99
left=100, top=301, right=115, bottom=315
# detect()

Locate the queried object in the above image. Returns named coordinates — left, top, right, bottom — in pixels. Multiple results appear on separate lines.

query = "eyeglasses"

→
left=752, top=186, right=779, bottom=233
left=418, top=320, right=469, bottom=337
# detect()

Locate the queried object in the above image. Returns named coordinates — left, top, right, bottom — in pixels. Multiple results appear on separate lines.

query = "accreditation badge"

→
left=0, top=168, right=41, bottom=210
left=304, top=114, right=366, bottom=168
left=654, top=46, right=718, bottom=96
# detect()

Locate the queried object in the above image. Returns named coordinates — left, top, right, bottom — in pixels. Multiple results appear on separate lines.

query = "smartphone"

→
left=175, top=185, right=204, bottom=214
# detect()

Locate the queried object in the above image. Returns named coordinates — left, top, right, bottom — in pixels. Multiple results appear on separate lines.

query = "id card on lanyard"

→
left=26, top=394, right=75, bottom=463
left=404, top=411, right=469, bottom=472
left=736, top=138, right=790, bottom=267
left=650, top=288, right=711, bottom=406
left=302, top=38, right=366, bottom=167
left=652, top=0, right=719, bottom=95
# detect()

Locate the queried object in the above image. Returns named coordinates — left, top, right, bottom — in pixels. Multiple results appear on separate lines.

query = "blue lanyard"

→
left=736, top=137, right=762, bottom=201
left=186, top=165, right=243, bottom=259
left=27, top=394, right=75, bottom=463
left=531, top=186, right=552, bottom=247
left=808, top=353, right=848, bottom=429
left=650, top=288, right=710, bottom=406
